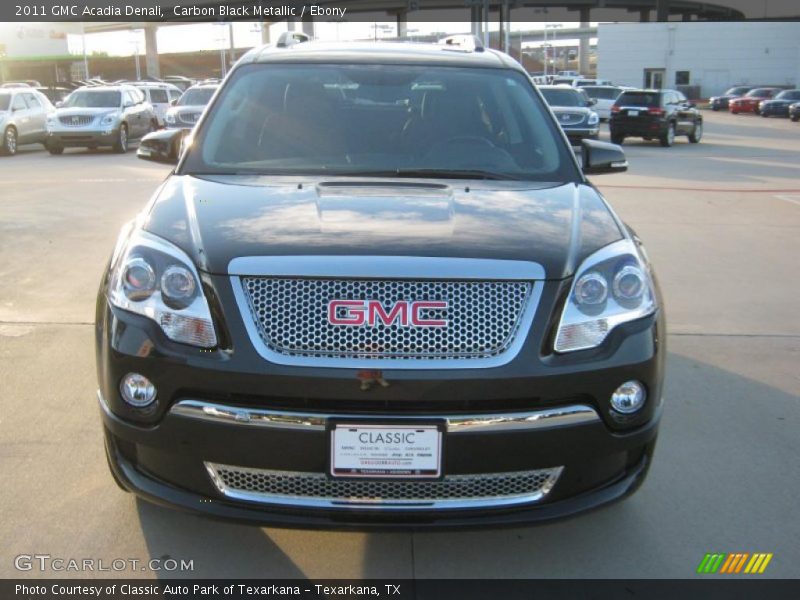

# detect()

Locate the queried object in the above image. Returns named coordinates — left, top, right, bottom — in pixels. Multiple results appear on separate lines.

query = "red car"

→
left=729, top=88, right=781, bottom=114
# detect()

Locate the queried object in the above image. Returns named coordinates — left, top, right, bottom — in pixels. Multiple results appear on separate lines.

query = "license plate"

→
left=628, top=110, right=640, bottom=117
left=330, top=423, right=442, bottom=479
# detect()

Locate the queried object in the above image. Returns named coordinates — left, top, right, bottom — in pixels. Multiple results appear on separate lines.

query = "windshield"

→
left=746, top=89, right=773, bottom=97
left=582, top=87, right=620, bottom=100
left=725, top=87, right=750, bottom=96
left=178, top=87, right=216, bottom=106
left=0, top=94, right=10, bottom=111
left=776, top=90, right=800, bottom=101
left=181, top=64, right=578, bottom=182
left=540, top=88, right=584, bottom=107
left=616, top=92, right=660, bottom=107
left=65, top=90, right=121, bottom=108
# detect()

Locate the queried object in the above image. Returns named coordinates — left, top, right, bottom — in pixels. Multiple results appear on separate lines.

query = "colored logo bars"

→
left=697, top=553, right=773, bottom=574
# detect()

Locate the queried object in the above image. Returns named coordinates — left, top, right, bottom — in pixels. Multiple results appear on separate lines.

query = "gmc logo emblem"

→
left=327, top=300, right=448, bottom=327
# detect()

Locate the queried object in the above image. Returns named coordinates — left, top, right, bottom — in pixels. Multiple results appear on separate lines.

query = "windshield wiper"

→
left=334, top=168, right=520, bottom=181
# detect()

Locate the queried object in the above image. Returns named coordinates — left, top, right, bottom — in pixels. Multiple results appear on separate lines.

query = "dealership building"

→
left=597, top=21, right=800, bottom=98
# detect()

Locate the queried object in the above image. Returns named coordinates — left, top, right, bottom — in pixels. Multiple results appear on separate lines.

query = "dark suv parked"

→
left=708, top=86, right=753, bottom=111
left=100, top=36, right=664, bottom=528
left=610, top=89, right=702, bottom=147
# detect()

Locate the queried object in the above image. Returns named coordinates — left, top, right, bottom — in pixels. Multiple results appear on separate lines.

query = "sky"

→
left=66, top=21, right=596, bottom=58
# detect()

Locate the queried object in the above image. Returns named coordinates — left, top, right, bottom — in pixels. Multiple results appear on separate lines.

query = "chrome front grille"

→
left=177, top=111, right=200, bottom=126
left=557, top=112, right=586, bottom=125
left=58, top=115, right=94, bottom=127
left=240, top=277, right=532, bottom=361
left=206, top=463, right=563, bottom=509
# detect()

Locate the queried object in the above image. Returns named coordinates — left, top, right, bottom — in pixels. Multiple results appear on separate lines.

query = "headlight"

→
left=100, top=112, right=120, bottom=126
left=554, top=239, right=657, bottom=353
left=108, top=228, right=217, bottom=347
left=587, top=112, right=599, bottom=125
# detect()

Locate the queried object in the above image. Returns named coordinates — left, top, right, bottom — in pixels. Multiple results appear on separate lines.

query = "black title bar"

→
left=3, top=0, right=800, bottom=23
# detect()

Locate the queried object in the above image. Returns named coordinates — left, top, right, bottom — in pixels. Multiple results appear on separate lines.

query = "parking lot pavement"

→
left=1, top=110, right=798, bottom=578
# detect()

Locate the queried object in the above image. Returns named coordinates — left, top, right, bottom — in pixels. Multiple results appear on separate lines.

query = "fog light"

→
left=120, top=373, right=157, bottom=408
left=610, top=380, right=646, bottom=414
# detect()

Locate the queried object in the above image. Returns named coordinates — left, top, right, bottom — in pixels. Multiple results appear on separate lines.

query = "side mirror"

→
left=581, top=139, right=628, bottom=175
left=55, top=100, right=64, bottom=108
left=587, top=98, right=597, bottom=106
left=687, top=101, right=696, bottom=108
left=170, top=99, right=178, bottom=106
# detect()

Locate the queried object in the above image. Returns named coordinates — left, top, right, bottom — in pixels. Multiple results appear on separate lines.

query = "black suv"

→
left=610, top=89, right=702, bottom=147
left=100, top=37, right=665, bottom=528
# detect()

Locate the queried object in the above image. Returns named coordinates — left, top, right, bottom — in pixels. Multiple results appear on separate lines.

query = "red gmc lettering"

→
left=328, top=300, right=448, bottom=327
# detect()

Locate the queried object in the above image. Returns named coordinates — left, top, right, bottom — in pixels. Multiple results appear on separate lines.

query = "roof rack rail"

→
left=438, top=34, right=484, bottom=53
left=276, top=31, right=311, bottom=48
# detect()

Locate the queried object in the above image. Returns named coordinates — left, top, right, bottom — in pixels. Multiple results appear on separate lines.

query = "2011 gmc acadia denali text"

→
left=96, top=36, right=665, bottom=528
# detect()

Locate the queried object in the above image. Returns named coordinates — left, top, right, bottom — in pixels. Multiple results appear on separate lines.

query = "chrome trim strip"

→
left=228, top=255, right=546, bottom=281
left=204, top=463, right=563, bottom=510
left=230, top=275, right=544, bottom=370
left=170, top=400, right=600, bottom=433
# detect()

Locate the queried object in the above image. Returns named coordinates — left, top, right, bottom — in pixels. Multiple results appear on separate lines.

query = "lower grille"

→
left=206, top=463, right=563, bottom=509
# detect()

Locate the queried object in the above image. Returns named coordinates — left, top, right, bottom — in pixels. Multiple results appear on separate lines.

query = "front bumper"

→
left=102, top=395, right=658, bottom=529
left=729, top=102, right=758, bottom=113
left=96, top=273, right=666, bottom=528
left=564, top=126, right=600, bottom=142
left=609, top=118, right=667, bottom=137
left=47, top=128, right=118, bottom=147
left=759, top=104, right=790, bottom=117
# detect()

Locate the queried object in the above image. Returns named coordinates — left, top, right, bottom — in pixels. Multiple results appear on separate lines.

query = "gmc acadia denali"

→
left=96, top=36, right=665, bottom=528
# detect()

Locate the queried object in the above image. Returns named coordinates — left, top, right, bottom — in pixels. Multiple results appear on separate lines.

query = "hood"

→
left=549, top=106, right=593, bottom=115
left=143, top=175, right=623, bottom=280
left=55, top=106, right=118, bottom=117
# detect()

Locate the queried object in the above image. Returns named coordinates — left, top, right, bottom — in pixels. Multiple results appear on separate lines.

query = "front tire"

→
left=112, top=124, right=128, bottom=153
left=660, top=123, right=675, bottom=147
left=2, top=126, right=18, bottom=156
left=688, top=121, right=703, bottom=143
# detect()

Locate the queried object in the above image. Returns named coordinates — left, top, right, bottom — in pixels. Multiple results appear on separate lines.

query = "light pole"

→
left=215, top=24, right=229, bottom=78
left=130, top=30, right=143, bottom=81
left=544, top=23, right=562, bottom=77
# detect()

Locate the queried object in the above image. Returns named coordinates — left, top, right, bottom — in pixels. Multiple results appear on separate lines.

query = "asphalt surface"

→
left=0, top=111, right=798, bottom=579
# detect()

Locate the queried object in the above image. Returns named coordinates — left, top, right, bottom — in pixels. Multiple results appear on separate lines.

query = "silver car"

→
left=0, top=88, right=54, bottom=156
left=45, top=85, right=157, bottom=154
left=163, top=83, right=219, bottom=129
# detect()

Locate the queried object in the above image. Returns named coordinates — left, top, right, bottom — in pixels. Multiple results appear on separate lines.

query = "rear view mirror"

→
left=581, top=139, right=628, bottom=175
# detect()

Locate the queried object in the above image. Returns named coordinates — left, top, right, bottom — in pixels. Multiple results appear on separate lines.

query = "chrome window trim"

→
left=204, top=462, right=564, bottom=510
left=169, top=400, right=600, bottom=433
left=228, top=256, right=545, bottom=370
left=227, top=255, right=547, bottom=281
